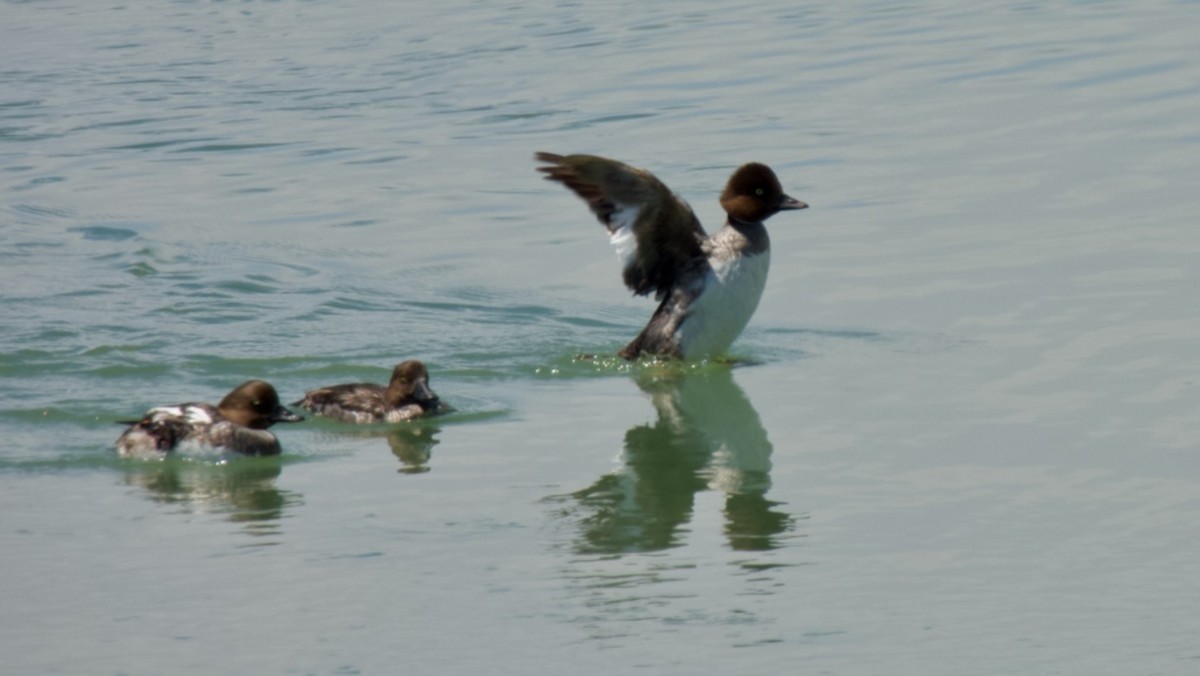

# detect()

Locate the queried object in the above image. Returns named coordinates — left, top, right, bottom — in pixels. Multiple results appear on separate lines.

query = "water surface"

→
left=3, top=1, right=1199, bottom=674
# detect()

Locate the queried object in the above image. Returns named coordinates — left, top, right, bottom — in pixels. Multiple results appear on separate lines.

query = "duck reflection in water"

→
left=382, top=424, right=441, bottom=475
left=120, top=456, right=300, bottom=538
left=558, top=366, right=793, bottom=554
left=309, top=422, right=443, bottom=474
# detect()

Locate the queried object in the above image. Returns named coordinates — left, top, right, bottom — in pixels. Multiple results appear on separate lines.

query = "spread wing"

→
left=535, top=152, right=706, bottom=299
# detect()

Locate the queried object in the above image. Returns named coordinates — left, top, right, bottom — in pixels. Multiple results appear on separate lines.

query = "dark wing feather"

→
left=535, top=152, right=706, bottom=298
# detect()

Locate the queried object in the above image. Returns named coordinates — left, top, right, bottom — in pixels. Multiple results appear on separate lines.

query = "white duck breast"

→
left=676, top=248, right=770, bottom=359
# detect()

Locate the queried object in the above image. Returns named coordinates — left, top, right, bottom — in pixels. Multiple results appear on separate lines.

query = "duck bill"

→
left=271, top=405, right=305, bottom=423
left=413, top=382, right=441, bottom=411
left=779, top=194, right=808, bottom=210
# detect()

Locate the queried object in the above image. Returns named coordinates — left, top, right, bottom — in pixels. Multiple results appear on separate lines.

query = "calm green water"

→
left=3, top=1, right=1200, bottom=674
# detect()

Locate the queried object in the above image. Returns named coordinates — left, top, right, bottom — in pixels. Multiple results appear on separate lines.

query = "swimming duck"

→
left=535, top=152, right=806, bottom=359
left=116, top=379, right=303, bottom=458
left=293, top=360, right=444, bottom=424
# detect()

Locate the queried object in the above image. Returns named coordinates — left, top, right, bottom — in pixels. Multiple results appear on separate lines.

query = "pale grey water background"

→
left=3, top=1, right=1199, bottom=674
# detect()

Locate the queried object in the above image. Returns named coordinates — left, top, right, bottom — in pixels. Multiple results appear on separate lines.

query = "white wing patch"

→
left=184, top=405, right=214, bottom=424
left=606, top=201, right=641, bottom=272
left=148, top=406, right=184, bottom=419
left=149, top=404, right=213, bottom=425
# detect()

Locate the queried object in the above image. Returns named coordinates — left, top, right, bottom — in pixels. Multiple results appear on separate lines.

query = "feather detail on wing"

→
left=298, top=384, right=386, bottom=411
left=535, top=152, right=706, bottom=298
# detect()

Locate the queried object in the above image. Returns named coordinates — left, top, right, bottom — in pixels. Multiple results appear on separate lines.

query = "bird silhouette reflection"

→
left=559, top=366, right=793, bottom=554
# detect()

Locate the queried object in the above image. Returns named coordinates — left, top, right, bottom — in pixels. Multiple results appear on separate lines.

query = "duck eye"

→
left=755, top=188, right=764, bottom=196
